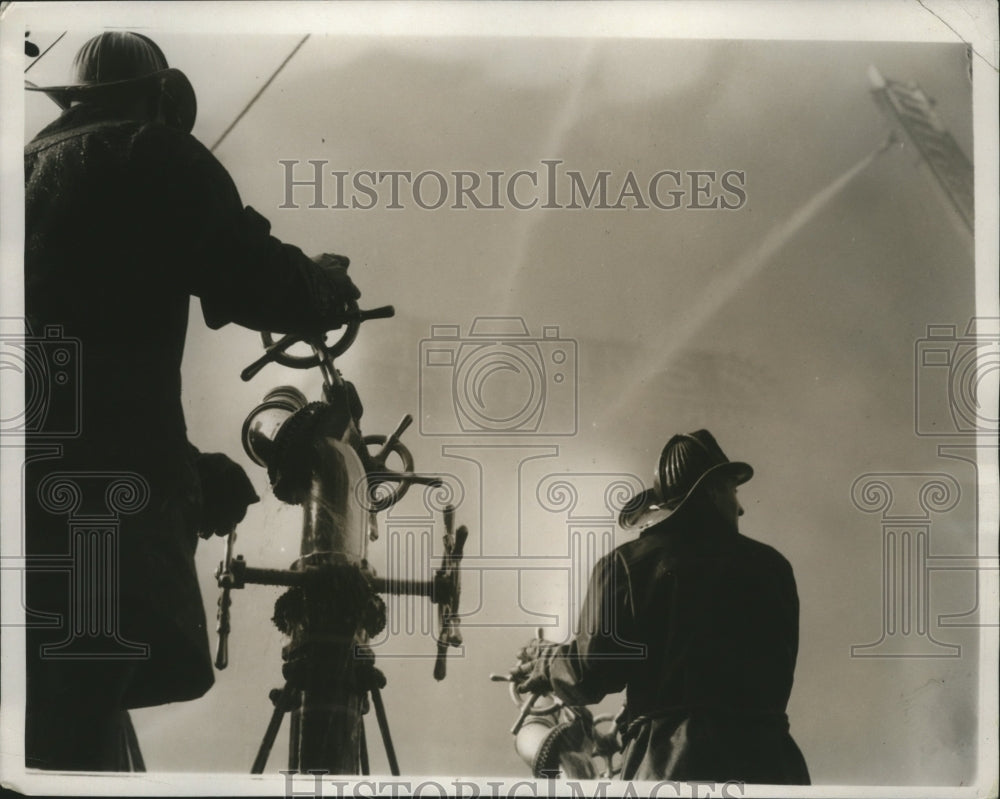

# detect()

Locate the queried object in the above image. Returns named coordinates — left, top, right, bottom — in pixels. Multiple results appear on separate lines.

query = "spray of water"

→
left=500, top=43, right=600, bottom=313
left=605, top=142, right=889, bottom=420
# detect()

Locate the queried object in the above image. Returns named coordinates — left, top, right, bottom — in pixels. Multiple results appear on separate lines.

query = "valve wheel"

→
left=259, top=301, right=362, bottom=369
left=362, top=433, right=415, bottom=511
left=507, top=680, right=561, bottom=716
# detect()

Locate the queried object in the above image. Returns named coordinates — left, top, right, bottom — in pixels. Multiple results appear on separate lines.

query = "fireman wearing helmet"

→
left=513, top=430, right=810, bottom=784
left=24, top=32, right=359, bottom=769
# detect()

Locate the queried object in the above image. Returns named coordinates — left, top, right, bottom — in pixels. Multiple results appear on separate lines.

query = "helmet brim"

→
left=618, top=460, right=753, bottom=530
left=26, top=67, right=197, bottom=134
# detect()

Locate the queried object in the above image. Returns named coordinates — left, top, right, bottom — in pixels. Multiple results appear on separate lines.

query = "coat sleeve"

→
left=545, top=551, right=643, bottom=706
left=131, top=124, right=352, bottom=334
left=778, top=554, right=800, bottom=676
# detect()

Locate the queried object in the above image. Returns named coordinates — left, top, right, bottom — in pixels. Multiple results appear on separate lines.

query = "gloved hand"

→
left=511, top=637, right=559, bottom=696
left=196, top=452, right=260, bottom=538
left=312, top=253, right=361, bottom=330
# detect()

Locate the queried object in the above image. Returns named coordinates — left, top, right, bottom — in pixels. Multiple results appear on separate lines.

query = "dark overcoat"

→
left=545, top=500, right=810, bottom=784
left=24, top=103, right=348, bottom=708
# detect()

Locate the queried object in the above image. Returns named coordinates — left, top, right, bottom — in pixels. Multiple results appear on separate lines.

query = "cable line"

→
left=210, top=33, right=310, bottom=153
left=25, top=31, right=66, bottom=74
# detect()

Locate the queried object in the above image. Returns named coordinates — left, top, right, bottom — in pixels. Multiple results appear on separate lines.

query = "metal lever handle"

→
left=374, top=414, right=412, bottom=462
left=363, top=414, right=444, bottom=511
left=214, top=530, right=238, bottom=669
left=511, top=693, right=542, bottom=735
left=356, top=305, right=395, bottom=322
left=215, top=605, right=230, bottom=669
left=494, top=627, right=554, bottom=733
left=240, top=333, right=300, bottom=382
left=433, top=505, right=468, bottom=681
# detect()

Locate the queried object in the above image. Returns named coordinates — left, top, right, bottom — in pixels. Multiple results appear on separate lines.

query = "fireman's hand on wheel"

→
left=511, top=637, right=558, bottom=696
left=196, top=452, right=260, bottom=539
left=511, top=659, right=554, bottom=697
left=312, top=252, right=361, bottom=331
left=516, top=637, right=557, bottom=665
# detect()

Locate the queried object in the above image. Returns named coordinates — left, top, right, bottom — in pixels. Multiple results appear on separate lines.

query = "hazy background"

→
left=14, top=11, right=990, bottom=788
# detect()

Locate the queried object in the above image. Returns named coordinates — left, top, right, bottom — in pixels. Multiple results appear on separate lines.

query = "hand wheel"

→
left=362, top=414, right=417, bottom=511
left=240, top=302, right=394, bottom=381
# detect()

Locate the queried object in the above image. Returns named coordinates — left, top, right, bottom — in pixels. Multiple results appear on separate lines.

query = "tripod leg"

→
left=288, top=701, right=300, bottom=772
left=359, top=717, right=370, bottom=775
left=121, top=711, right=146, bottom=772
left=252, top=684, right=294, bottom=774
left=370, top=686, right=399, bottom=776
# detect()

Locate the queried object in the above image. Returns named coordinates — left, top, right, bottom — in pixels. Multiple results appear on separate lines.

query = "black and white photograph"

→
left=1, top=2, right=997, bottom=796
